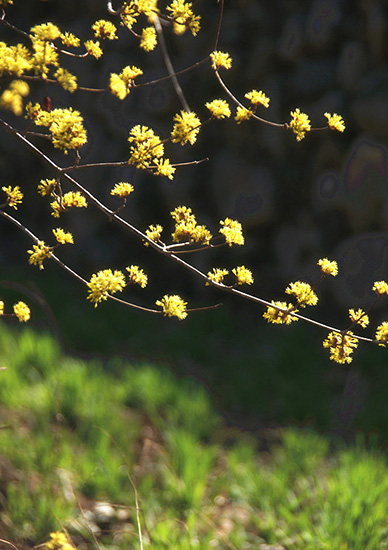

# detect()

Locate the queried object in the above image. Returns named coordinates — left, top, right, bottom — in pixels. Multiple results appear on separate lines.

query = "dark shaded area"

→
left=1, top=1, right=388, bottom=436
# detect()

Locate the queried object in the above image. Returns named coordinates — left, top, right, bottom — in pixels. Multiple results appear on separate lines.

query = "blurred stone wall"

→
left=1, top=0, right=388, bottom=317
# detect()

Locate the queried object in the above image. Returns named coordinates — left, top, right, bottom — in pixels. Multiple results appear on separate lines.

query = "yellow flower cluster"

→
left=27, top=241, right=53, bottom=270
left=52, top=228, right=74, bottom=245
left=318, top=258, right=338, bottom=277
left=110, top=65, right=143, bottom=100
left=245, top=89, right=270, bottom=108
left=235, top=106, right=253, bottom=124
left=50, top=191, right=88, bottom=217
left=145, top=224, right=163, bottom=244
left=26, top=103, right=87, bottom=153
left=171, top=110, right=201, bottom=146
left=45, top=531, right=75, bottom=550
left=289, top=108, right=311, bottom=141
left=0, top=80, right=30, bottom=115
left=166, top=0, right=201, bottom=36
left=375, top=322, right=388, bottom=346
left=2, top=185, right=23, bottom=209
left=140, top=27, right=157, bottom=51
left=348, top=308, right=369, bottom=328
left=285, top=281, right=318, bottom=307
left=154, top=158, right=176, bottom=180
left=84, top=40, right=103, bottom=59
left=54, top=68, right=78, bottom=92
left=0, top=300, right=31, bottom=322
left=171, top=206, right=212, bottom=245
left=128, top=124, right=164, bottom=169
left=92, top=20, right=118, bottom=40
left=87, top=269, right=126, bottom=306
left=38, top=178, right=57, bottom=196
left=205, top=99, right=231, bottom=119
left=325, top=112, right=345, bottom=132
left=373, top=281, right=388, bottom=296
left=210, top=51, right=232, bottom=70
left=156, top=294, right=188, bottom=319
left=219, top=218, right=244, bottom=246
left=30, top=24, right=60, bottom=77
left=110, top=182, right=134, bottom=198
left=0, top=42, right=32, bottom=77
left=263, top=301, right=298, bottom=325
left=61, top=32, right=80, bottom=48
left=232, top=266, right=254, bottom=285
left=323, top=331, right=358, bottom=364
left=126, top=265, right=148, bottom=288
left=119, top=1, right=159, bottom=49
left=207, top=268, right=229, bottom=284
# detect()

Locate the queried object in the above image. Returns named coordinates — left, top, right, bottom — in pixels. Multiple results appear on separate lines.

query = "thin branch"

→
left=214, top=0, right=224, bottom=51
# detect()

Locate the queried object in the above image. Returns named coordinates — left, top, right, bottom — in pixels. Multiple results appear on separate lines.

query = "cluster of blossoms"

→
left=207, top=266, right=253, bottom=286
left=37, top=179, right=88, bottom=217
left=0, top=299, right=30, bottom=322
left=87, top=265, right=148, bottom=306
left=0, top=80, right=30, bottom=116
left=128, top=125, right=175, bottom=179
left=1, top=185, right=23, bottom=209
left=171, top=206, right=212, bottom=245
left=156, top=294, right=187, bottom=319
left=110, top=65, right=143, bottom=100
left=27, top=229, right=73, bottom=270
left=171, top=110, right=201, bottom=146
left=44, top=531, right=75, bottom=550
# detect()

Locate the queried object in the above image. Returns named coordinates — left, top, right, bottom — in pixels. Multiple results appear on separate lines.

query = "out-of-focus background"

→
left=1, top=0, right=388, bottom=435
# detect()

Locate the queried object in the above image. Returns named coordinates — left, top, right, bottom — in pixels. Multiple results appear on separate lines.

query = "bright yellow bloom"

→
left=50, top=191, right=87, bottom=217
left=171, top=110, right=201, bottom=145
left=375, top=322, right=388, bottom=346
left=154, top=158, right=176, bottom=179
left=92, top=20, right=118, bottom=40
left=45, top=531, right=75, bottom=550
left=171, top=205, right=196, bottom=224
left=52, top=228, right=74, bottom=245
left=348, top=308, right=369, bottom=328
left=0, top=80, right=30, bottom=116
left=110, top=182, right=134, bottom=198
left=263, top=301, right=298, bottom=325
left=128, top=124, right=164, bottom=168
left=285, top=281, right=318, bottom=307
left=0, top=301, right=4, bottom=315
left=27, top=241, right=52, bottom=270
left=373, top=281, right=388, bottom=296
left=13, top=301, right=30, bottom=322
left=87, top=269, right=126, bottom=307
left=156, top=294, right=188, bottom=320
left=235, top=106, right=253, bottom=124
left=205, top=99, right=231, bottom=119
left=325, top=112, right=345, bottom=132
left=126, top=265, right=148, bottom=288
left=140, top=27, right=157, bottom=51
left=2, top=185, right=23, bottom=209
left=318, top=258, right=338, bottom=277
left=245, top=90, right=270, bottom=108
left=37, top=178, right=57, bottom=196
left=136, top=0, right=158, bottom=16
left=54, top=68, right=78, bottom=92
left=289, top=108, right=311, bottom=141
left=84, top=40, right=103, bottom=59
left=323, top=331, right=358, bottom=364
left=219, top=218, right=244, bottom=246
left=145, top=224, right=163, bottom=243
left=232, top=266, right=254, bottom=285
left=110, top=65, right=143, bottom=99
left=30, top=23, right=61, bottom=41
left=207, top=268, right=229, bottom=284
left=31, top=37, right=59, bottom=78
left=210, top=51, right=232, bottom=70
left=60, top=32, right=80, bottom=48
left=166, top=0, right=201, bottom=36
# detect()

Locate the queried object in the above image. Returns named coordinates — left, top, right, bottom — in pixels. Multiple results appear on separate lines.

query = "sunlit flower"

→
left=324, top=112, right=345, bottom=133
left=84, top=40, right=103, bottom=59
left=263, top=301, right=298, bottom=325
left=375, top=322, right=388, bottom=346
left=166, top=0, right=201, bottom=36
left=207, top=268, right=229, bottom=284
left=13, top=301, right=30, bottom=322
left=92, top=20, right=118, bottom=40
left=110, top=182, right=134, bottom=198
left=210, top=50, right=232, bottom=70
left=232, top=266, right=254, bottom=285
left=318, top=258, right=338, bottom=277
left=145, top=224, right=163, bottom=244
left=27, top=240, right=52, bottom=270
left=156, top=294, right=188, bottom=319
left=60, top=32, right=80, bottom=48
left=348, top=308, right=369, bottom=328
left=289, top=108, right=311, bottom=141
left=373, top=281, right=388, bottom=296
left=140, top=26, right=157, bottom=51
left=52, top=228, right=74, bottom=245
left=245, top=89, right=270, bottom=108
left=285, top=281, right=318, bottom=307
left=54, top=68, right=77, bottom=92
left=2, top=185, right=23, bottom=209
left=126, top=265, right=148, bottom=288
left=235, top=106, right=253, bottom=124
left=323, top=331, right=358, bottom=364
left=87, top=269, right=126, bottom=307
left=171, top=110, right=201, bottom=146
left=219, top=218, right=244, bottom=246
left=205, top=99, right=231, bottom=119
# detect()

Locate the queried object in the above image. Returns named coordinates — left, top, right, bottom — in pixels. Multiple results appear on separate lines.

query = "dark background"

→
left=1, top=0, right=388, bottom=437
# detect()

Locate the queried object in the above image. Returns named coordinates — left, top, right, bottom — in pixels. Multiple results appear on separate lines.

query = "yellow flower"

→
left=323, top=331, right=358, bottom=364
left=210, top=51, right=232, bottom=70
left=375, top=322, right=388, bottom=346
left=171, top=205, right=196, bottom=224
left=156, top=294, right=188, bottom=319
left=126, top=265, right=148, bottom=288
left=219, top=218, right=244, bottom=246
left=37, top=178, right=57, bottom=196
left=0, top=43, right=32, bottom=78
left=60, top=32, right=80, bottom=48
left=110, top=65, right=143, bottom=99
left=50, top=191, right=87, bottom=217
left=0, top=301, right=4, bottom=315
left=87, top=269, right=126, bottom=307
left=244, top=90, right=270, bottom=108
left=205, top=99, right=231, bottom=119
left=30, top=23, right=61, bottom=41
left=45, top=531, right=75, bottom=550
left=140, top=27, right=157, bottom=51
left=92, top=20, right=118, bottom=40
left=145, top=224, right=163, bottom=244
left=235, top=106, right=253, bottom=124
left=128, top=124, right=163, bottom=168
left=171, top=110, right=201, bottom=146
left=207, top=268, right=229, bottom=284
left=289, top=108, right=311, bottom=141
left=232, top=266, right=254, bottom=286
left=263, top=301, right=298, bottom=325
left=373, top=281, right=388, bottom=296
left=324, top=112, right=345, bottom=132
left=84, top=40, right=103, bottom=59
left=318, top=258, right=338, bottom=277
left=348, top=308, right=369, bottom=328
left=2, top=185, right=23, bottom=209
left=154, top=158, right=176, bottom=180
left=13, top=301, right=30, bottom=322
left=110, top=182, right=134, bottom=198
left=0, top=80, right=30, bottom=116
left=27, top=241, right=52, bottom=270
left=285, top=281, right=318, bottom=307
left=54, top=68, right=78, bottom=92
left=52, top=228, right=74, bottom=245
left=166, top=0, right=201, bottom=36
